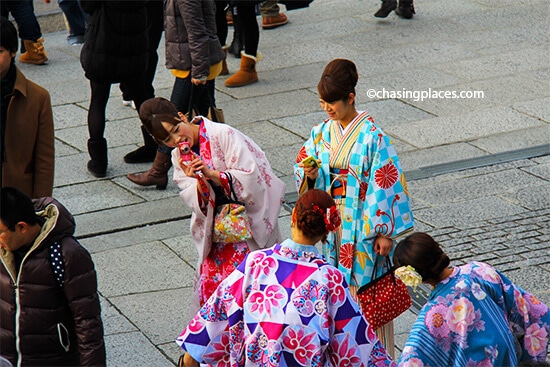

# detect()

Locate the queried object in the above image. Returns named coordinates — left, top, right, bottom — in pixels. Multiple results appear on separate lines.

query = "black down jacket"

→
left=80, top=0, right=148, bottom=83
left=0, top=197, right=105, bottom=366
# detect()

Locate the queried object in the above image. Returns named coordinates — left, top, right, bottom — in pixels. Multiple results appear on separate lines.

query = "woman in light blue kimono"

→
left=394, top=232, right=550, bottom=366
left=293, top=58, right=414, bottom=355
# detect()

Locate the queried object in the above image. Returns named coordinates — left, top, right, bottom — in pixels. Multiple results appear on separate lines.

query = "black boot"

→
left=374, top=0, right=397, bottom=18
left=227, top=10, right=244, bottom=58
left=395, top=0, right=415, bottom=19
left=124, top=125, right=157, bottom=163
left=87, top=138, right=108, bottom=178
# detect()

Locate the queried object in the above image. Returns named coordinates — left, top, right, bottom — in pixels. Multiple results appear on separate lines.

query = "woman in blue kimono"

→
left=394, top=232, right=550, bottom=366
left=294, top=58, right=414, bottom=354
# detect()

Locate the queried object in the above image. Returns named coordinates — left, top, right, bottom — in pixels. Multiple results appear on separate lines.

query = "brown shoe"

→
left=19, top=38, right=48, bottom=65
left=262, top=14, right=288, bottom=30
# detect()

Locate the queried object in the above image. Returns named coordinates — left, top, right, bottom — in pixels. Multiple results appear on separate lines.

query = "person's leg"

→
left=259, top=0, right=280, bottom=17
left=57, top=0, right=87, bottom=44
left=4, top=0, right=42, bottom=43
left=260, top=0, right=288, bottom=30
left=6, top=0, right=47, bottom=64
left=215, top=1, right=230, bottom=47
left=225, top=4, right=261, bottom=87
left=144, top=0, right=164, bottom=98
left=87, top=81, right=111, bottom=177
left=170, top=76, right=193, bottom=115
left=87, top=81, right=111, bottom=140
left=238, top=4, right=259, bottom=57
left=122, top=73, right=158, bottom=163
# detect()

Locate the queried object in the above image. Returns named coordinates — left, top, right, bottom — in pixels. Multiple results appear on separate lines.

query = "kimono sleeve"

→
left=497, top=270, right=550, bottom=362
left=360, top=127, right=413, bottom=240
left=176, top=264, right=247, bottom=363
left=294, top=122, right=326, bottom=195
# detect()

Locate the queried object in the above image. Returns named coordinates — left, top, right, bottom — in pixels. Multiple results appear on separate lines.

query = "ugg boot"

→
left=395, top=0, right=415, bottom=19
left=374, top=0, right=397, bottom=18
left=87, top=138, right=108, bottom=178
left=227, top=12, right=244, bottom=58
left=225, top=52, right=262, bottom=88
left=221, top=46, right=229, bottom=75
left=19, top=38, right=48, bottom=65
left=124, top=125, right=158, bottom=163
left=126, top=150, right=172, bottom=190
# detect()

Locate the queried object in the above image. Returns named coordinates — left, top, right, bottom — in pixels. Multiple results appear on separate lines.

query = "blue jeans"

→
left=158, top=77, right=216, bottom=155
left=0, top=0, right=42, bottom=47
left=58, top=0, right=87, bottom=37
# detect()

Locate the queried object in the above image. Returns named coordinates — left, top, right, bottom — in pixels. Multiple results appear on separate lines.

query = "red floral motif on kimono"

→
left=339, top=243, right=355, bottom=269
left=375, top=162, right=399, bottom=189
left=282, top=326, right=321, bottom=365
left=328, top=334, right=363, bottom=366
left=203, top=332, right=232, bottom=366
left=359, top=182, right=369, bottom=201
left=296, top=145, right=309, bottom=163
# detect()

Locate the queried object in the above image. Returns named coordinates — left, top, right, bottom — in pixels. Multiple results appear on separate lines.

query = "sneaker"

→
left=262, top=14, right=288, bottom=30
left=67, top=35, right=85, bottom=46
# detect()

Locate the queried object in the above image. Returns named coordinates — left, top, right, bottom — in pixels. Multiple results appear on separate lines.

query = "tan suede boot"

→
left=127, top=150, right=172, bottom=190
left=19, top=38, right=48, bottom=65
left=221, top=46, right=229, bottom=75
left=225, top=52, right=262, bottom=88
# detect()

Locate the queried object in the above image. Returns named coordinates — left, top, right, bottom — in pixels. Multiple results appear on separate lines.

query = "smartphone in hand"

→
left=301, top=156, right=319, bottom=168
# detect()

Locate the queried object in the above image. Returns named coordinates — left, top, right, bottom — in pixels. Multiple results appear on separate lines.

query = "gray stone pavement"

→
left=15, top=0, right=550, bottom=364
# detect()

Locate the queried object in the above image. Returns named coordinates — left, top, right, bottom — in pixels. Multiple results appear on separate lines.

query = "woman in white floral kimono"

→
left=294, top=59, right=414, bottom=355
left=139, top=97, right=286, bottom=313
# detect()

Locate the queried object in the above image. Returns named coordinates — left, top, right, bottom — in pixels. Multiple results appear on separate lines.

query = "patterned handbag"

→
left=212, top=173, right=252, bottom=243
left=357, top=256, right=412, bottom=330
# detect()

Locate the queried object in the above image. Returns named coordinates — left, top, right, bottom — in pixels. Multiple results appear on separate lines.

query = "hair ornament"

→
left=395, top=265, right=422, bottom=290
left=313, top=205, right=341, bottom=232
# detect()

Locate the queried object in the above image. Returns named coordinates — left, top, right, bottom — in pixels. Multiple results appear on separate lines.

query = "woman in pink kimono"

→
left=139, top=97, right=286, bottom=311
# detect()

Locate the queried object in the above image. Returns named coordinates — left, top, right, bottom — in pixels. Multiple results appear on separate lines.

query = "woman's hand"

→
left=191, top=78, right=206, bottom=86
left=299, top=163, right=320, bottom=180
left=373, top=235, right=393, bottom=256
left=181, top=156, right=205, bottom=177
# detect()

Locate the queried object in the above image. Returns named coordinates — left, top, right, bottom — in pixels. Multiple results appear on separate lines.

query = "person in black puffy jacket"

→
left=79, top=0, right=152, bottom=178
left=0, top=187, right=106, bottom=367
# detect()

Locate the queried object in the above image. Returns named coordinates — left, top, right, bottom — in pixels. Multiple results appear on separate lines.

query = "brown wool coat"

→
left=2, top=67, right=54, bottom=198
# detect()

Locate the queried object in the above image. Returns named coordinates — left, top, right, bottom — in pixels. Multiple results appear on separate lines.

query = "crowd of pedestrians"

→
left=1, top=1, right=548, bottom=367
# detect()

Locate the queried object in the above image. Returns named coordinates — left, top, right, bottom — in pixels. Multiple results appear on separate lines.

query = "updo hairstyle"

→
left=294, top=189, right=338, bottom=243
left=138, top=97, right=182, bottom=145
left=393, top=232, right=451, bottom=283
left=317, top=59, right=358, bottom=104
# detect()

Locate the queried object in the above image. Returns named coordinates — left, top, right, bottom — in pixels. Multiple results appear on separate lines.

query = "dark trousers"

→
left=58, top=0, right=87, bottom=37
left=0, top=0, right=42, bottom=48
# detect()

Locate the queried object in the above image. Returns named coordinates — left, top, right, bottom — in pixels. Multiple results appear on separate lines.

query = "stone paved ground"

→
left=13, top=0, right=550, bottom=364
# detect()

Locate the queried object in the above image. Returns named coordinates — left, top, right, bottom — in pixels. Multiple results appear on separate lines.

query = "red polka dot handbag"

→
left=357, top=256, right=412, bottom=330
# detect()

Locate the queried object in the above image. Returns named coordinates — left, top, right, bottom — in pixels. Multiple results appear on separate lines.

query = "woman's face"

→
left=319, top=93, right=355, bottom=122
left=160, top=119, right=196, bottom=148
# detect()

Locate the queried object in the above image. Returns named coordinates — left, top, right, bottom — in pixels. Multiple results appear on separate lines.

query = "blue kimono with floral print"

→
left=398, top=261, right=550, bottom=367
left=177, top=239, right=396, bottom=367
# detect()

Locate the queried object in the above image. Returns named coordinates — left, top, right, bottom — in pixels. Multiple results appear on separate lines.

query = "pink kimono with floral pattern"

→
left=172, top=117, right=286, bottom=311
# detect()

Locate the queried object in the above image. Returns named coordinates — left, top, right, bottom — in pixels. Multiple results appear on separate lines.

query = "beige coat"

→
left=2, top=67, right=54, bottom=198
